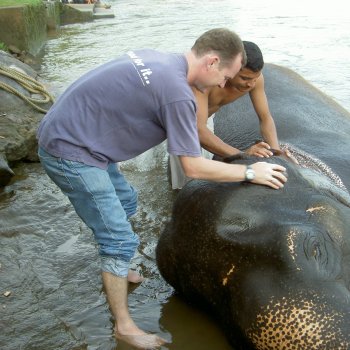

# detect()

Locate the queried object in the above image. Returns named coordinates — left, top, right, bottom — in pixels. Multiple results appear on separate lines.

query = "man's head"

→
left=190, top=28, right=246, bottom=91
left=228, top=41, right=264, bottom=92
left=243, top=41, right=264, bottom=72
left=192, top=28, right=246, bottom=68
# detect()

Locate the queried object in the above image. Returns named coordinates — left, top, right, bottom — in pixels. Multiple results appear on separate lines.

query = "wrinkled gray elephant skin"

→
left=156, top=156, right=350, bottom=349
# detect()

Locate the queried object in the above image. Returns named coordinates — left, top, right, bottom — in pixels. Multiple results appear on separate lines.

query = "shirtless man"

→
left=170, top=41, right=280, bottom=189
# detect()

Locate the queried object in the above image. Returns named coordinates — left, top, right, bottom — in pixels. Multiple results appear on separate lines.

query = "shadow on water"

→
left=0, top=147, right=232, bottom=349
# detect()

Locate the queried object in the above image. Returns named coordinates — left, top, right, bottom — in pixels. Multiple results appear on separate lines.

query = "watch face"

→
left=246, top=169, right=255, bottom=181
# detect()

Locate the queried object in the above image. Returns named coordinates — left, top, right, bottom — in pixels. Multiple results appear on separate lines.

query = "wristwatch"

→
left=245, top=165, right=255, bottom=182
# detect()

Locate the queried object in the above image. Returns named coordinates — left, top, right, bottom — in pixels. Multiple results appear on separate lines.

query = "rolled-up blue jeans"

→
left=38, top=147, right=139, bottom=277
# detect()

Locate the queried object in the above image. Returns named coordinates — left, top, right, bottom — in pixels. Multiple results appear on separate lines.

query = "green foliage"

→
left=0, top=0, right=42, bottom=7
left=0, top=41, right=8, bottom=51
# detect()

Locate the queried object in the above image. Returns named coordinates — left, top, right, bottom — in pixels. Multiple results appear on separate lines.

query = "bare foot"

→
left=115, top=321, right=166, bottom=349
left=116, top=331, right=166, bottom=349
left=127, top=270, right=144, bottom=283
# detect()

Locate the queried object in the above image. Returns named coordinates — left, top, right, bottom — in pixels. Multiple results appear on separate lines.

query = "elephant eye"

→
left=311, top=243, right=321, bottom=259
left=304, top=231, right=326, bottom=261
left=302, top=228, right=342, bottom=279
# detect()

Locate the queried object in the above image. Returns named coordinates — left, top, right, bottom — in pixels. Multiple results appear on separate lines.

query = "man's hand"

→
left=250, top=162, right=287, bottom=189
left=285, top=149, right=299, bottom=165
left=245, top=141, right=273, bottom=158
left=272, top=148, right=299, bottom=165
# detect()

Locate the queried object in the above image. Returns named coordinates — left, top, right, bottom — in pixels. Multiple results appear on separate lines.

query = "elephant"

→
left=156, top=154, right=350, bottom=349
left=156, top=64, right=350, bottom=349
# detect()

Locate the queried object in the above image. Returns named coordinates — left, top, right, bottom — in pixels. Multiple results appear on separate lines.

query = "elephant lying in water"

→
left=156, top=154, right=350, bottom=349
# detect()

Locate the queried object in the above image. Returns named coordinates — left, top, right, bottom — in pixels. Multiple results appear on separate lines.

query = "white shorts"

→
left=169, top=116, right=214, bottom=190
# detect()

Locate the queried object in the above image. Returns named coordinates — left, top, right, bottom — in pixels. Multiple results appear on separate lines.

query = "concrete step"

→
left=66, top=3, right=115, bottom=18
left=93, top=6, right=115, bottom=19
left=67, top=4, right=95, bottom=12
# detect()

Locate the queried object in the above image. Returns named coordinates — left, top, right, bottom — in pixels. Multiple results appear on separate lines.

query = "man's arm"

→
left=179, top=155, right=287, bottom=189
left=249, top=74, right=280, bottom=150
left=194, top=88, right=241, bottom=158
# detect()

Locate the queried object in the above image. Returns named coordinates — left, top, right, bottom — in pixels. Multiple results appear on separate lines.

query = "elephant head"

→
left=156, top=155, right=350, bottom=349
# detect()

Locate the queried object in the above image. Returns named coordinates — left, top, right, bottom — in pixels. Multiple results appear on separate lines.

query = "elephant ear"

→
left=299, top=167, right=350, bottom=208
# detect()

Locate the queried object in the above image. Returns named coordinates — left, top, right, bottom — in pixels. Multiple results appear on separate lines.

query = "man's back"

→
left=38, top=49, right=199, bottom=168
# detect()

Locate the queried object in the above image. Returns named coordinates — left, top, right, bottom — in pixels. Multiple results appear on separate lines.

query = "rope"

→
left=0, top=64, right=55, bottom=113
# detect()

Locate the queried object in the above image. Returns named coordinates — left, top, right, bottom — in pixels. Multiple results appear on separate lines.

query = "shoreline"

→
left=0, top=1, right=114, bottom=59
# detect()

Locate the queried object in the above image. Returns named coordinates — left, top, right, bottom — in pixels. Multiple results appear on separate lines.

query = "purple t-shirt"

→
left=37, top=49, right=202, bottom=169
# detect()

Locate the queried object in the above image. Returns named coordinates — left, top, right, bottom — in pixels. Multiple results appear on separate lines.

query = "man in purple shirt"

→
left=37, top=28, right=287, bottom=348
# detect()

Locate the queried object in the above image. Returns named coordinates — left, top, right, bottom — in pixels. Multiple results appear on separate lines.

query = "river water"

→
left=1, top=0, right=350, bottom=349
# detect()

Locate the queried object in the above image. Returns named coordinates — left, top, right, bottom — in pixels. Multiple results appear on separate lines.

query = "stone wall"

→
left=60, top=3, right=94, bottom=25
left=45, top=1, right=61, bottom=31
left=0, top=3, right=49, bottom=56
left=0, top=1, right=109, bottom=56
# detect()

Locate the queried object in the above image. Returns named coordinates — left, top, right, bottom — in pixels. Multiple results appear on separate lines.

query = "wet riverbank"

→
left=0, top=159, right=233, bottom=350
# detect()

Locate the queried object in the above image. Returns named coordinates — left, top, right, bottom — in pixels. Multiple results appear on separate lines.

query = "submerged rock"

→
left=0, top=50, right=54, bottom=186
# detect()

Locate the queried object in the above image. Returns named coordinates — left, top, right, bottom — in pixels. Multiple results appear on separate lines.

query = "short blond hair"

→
left=192, top=28, right=246, bottom=68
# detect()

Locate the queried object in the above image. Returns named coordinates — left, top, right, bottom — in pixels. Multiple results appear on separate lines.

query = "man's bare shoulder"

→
left=249, top=74, right=266, bottom=100
left=209, top=85, right=246, bottom=109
